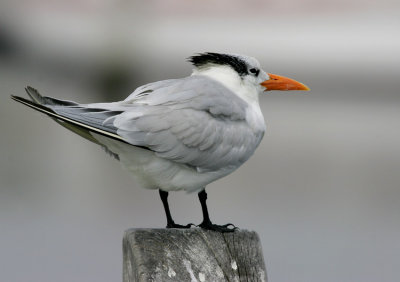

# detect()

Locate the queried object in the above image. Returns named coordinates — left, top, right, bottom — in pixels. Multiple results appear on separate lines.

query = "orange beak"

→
left=261, top=73, right=310, bottom=91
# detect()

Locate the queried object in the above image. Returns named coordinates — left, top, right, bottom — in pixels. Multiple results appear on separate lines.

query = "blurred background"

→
left=1, top=0, right=399, bottom=281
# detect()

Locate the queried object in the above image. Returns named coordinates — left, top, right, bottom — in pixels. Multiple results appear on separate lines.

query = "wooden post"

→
left=123, top=228, right=267, bottom=282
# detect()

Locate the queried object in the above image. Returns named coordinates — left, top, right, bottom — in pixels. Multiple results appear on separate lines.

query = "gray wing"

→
left=108, top=76, right=263, bottom=171
left=14, top=78, right=262, bottom=171
left=112, top=107, right=262, bottom=171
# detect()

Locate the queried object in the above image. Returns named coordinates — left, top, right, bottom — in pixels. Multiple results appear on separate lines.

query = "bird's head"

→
left=188, top=52, right=309, bottom=99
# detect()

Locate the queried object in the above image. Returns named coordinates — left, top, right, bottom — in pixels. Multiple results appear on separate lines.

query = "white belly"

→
left=91, top=133, right=237, bottom=193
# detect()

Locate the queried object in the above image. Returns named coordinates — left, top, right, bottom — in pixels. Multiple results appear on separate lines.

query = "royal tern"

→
left=11, top=52, right=309, bottom=232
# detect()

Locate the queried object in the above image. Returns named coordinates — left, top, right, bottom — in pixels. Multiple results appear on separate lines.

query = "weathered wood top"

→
left=123, top=228, right=267, bottom=282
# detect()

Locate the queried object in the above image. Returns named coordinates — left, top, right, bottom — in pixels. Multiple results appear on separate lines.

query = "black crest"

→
left=188, top=52, right=249, bottom=76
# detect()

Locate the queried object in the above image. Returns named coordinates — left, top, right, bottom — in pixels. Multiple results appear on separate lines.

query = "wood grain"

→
left=123, top=228, right=267, bottom=282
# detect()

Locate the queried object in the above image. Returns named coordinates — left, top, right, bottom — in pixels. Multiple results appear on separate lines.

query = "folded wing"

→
left=13, top=77, right=262, bottom=172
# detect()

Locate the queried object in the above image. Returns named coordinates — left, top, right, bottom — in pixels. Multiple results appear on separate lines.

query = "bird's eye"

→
left=249, top=68, right=259, bottom=76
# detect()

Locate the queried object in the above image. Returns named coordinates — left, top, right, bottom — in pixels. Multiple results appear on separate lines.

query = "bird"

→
left=11, top=52, right=309, bottom=232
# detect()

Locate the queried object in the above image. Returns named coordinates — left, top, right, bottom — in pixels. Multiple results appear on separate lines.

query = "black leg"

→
left=159, top=189, right=192, bottom=229
left=197, top=189, right=237, bottom=233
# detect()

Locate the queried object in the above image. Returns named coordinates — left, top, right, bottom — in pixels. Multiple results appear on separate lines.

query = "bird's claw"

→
left=198, top=221, right=238, bottom=233
left=166, top=222, right=194, bottom=229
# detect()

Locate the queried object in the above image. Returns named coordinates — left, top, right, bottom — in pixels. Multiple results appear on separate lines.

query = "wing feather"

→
left=14, top=77, right=262, bottom=172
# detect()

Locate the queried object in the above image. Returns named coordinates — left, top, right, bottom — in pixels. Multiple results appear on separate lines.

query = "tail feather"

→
left=25, top=86, right=78, bottom=106
left=25, top=86, right=43, bottom=104
left=11, top=94, right=57, bottom=116
left=11, top=88, right=129, bottom=145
